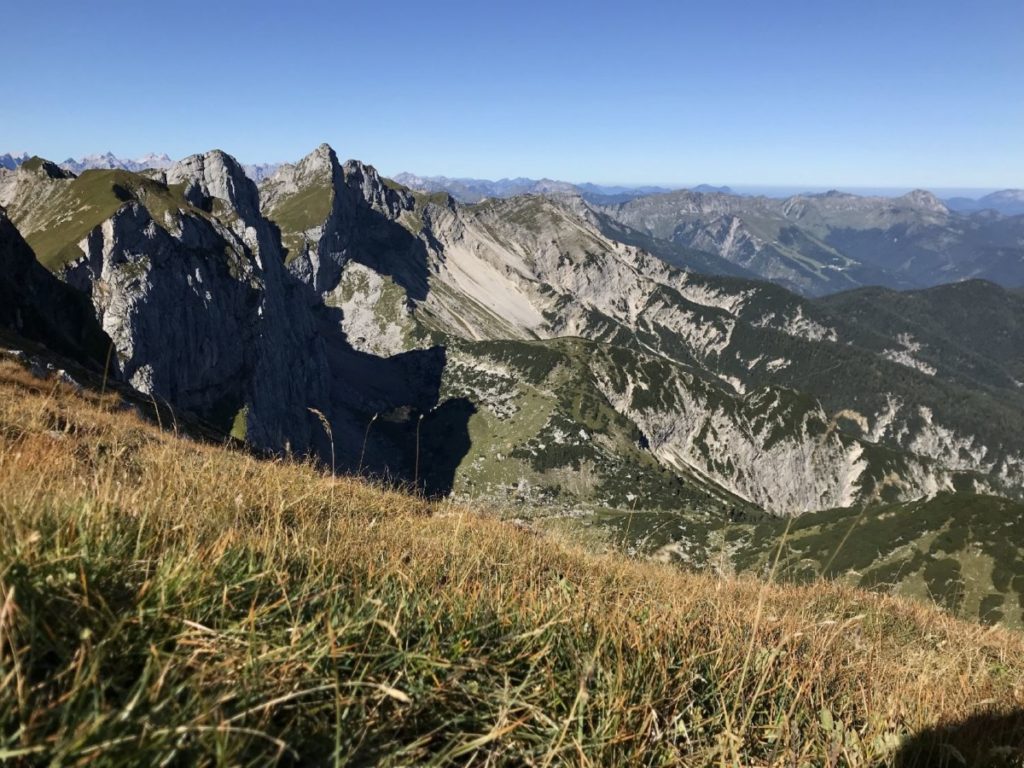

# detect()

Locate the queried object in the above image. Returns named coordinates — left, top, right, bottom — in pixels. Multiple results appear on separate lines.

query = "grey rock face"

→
left=167, top=151, right=265, bottom=230
left=66, top=204, right=254, bottom=415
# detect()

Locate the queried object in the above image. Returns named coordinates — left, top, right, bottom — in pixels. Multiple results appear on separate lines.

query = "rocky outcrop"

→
left=166, top=150, right=266, bottom=228
left=592, top=362, right=957, bottom=514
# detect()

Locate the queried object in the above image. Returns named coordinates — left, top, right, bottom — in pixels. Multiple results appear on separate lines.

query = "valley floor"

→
left=0, top=356, right=1022, bottom=766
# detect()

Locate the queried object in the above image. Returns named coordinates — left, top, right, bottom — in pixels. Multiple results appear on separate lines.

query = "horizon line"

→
left=2, top=149, right=1018, bottom=195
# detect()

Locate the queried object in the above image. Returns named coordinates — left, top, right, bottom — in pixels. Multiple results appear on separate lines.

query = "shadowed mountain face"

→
left=3, top=144, right=1024, bottom=621
left=597, top=188, right=1024, bottom=296
left=0, top=206, right=110, bottom=366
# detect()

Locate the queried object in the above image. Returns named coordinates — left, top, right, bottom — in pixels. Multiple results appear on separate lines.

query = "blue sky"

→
left=2, top=0, right=1022, bottom=187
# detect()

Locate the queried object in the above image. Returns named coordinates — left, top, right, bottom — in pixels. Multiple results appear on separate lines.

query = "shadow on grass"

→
left=895, top=709, right=1024, bottom=767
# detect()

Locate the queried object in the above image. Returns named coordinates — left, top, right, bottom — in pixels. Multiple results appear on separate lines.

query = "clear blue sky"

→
left=2, top=0, right=1022, bottom=187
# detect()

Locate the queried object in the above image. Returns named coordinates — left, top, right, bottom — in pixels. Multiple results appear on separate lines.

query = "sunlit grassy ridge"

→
left=0, top=357, right=1022, bottom=766
left=15, top=167, right=198, bottom=271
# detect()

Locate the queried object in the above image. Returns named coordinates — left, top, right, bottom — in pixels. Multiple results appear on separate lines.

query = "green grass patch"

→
left=22, top=170, right=196, bottom=271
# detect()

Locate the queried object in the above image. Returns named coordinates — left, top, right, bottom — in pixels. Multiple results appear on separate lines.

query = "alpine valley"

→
left=2, top=145, right=1024, bottom=628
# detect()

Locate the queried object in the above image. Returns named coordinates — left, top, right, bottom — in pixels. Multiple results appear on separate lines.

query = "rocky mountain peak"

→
left=310, top=142, right=338, bottom=164
left=167, top=150, right=261, bottom=223
left=59, top=151, right=117, bottom=170
left=136, top=152, right=173, bottom=168
left=342, top=159, right=416, bottom=216
left=259, top=144, right=341, bottom=204
left=296, top=143, right=341, bottom=183
left=18, top=156, right=75, bottom=180
left=340, top=157, right=381, bottom=186
left=899, top=188, right=948, bottom=214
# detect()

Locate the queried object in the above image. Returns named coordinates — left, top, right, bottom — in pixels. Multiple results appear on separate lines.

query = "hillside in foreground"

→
left=0, top=352, right=1022, bottom=766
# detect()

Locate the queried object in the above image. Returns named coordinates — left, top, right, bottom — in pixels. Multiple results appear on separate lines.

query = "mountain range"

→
left=1, top=145, right=1023, bottom=625
left=391, top=173, right=1024, bottom=295
left=945, top=189, right=1024, bottom=216
left=596, top=187, right=1024, bottom=295
left=390, top=172, right=689, bottom=204
left=57, top=151, right=175, bottom=174
left=0, top=151, right=280, bottom=183
left=0, top=152, right=30, bottom=170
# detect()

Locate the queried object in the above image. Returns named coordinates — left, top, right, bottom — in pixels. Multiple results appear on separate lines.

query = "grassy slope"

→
left=0, top=357, right=1022, bottom=766
left=264, top=181, right=333, bottom=264
left=15, top=169, right=196, bottom=271
left=552, top=492, right=1024, bottom=633
left=729, top=494, right=1024, bottom=628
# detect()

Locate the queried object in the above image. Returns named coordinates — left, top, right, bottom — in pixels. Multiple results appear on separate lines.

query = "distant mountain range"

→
left=0, top=151, right=280, bottom=183
left=2, top=151, right=176, bottom=175
left=597, top=187, right=1024, bottom=295
left=58, top=152, right=174, bottom=174
left=390, top=172, right=730, bottom=204
left=242, top=162, right=282, bottom=182
left=945, top=189, right=1024, bottom=217
left=4, top=149, right=1022, bottom=297
left=0, top=152, right=29, bottom=170
left=387, top=172, right=1024, bottom=215
left=4, top=150, right=1017, bottom=209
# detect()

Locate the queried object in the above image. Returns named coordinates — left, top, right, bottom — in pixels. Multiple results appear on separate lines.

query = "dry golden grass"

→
left=0, top=356, right=1021, bottom=766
